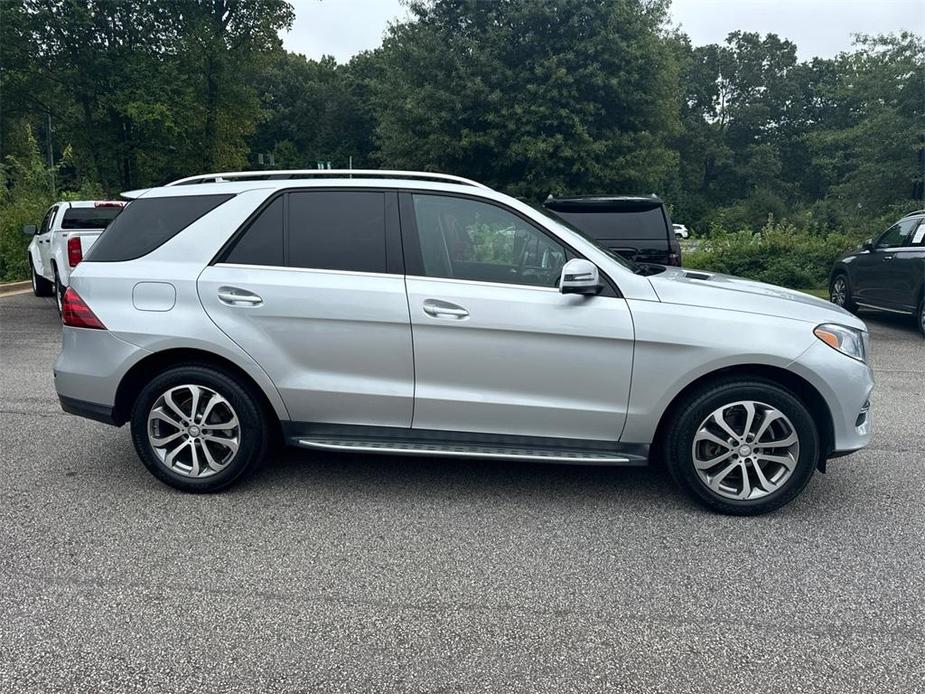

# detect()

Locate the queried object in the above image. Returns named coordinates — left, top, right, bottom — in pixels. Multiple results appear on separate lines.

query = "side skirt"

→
left=282, top=422, right=648, bottom=467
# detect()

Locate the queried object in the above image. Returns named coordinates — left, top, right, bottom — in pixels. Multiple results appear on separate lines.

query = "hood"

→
left=648, top=267, right=867, bottom=331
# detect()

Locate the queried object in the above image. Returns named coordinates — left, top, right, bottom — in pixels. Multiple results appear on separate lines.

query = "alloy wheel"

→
left=691, top=400, right=800, bottom=500
left=831, top=277, right=847, bottom=306
left=147, top=384, right=240, bottom=478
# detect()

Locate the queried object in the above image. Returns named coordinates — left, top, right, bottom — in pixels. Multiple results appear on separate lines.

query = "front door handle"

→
left=218, top=287, right=263, bottom=306
left=423, top=299, right=469, bottom=319
left=883, top=255, right=894, bottom=262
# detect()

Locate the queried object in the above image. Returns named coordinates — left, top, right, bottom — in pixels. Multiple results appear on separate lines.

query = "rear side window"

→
left=85, top=194, right=234, bottom=262
left=61, top=206, right=123, bottom=230
left=224, top=197, right=284, bottom=266
left=551, top=207, right=668, bottom=241
left=288, top=191, right=386, bottom=273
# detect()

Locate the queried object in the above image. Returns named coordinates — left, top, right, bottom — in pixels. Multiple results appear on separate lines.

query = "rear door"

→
left=888, top=217, right=925, bottom=311
left=198, top=189, right=414, bottom=427
left=401, top=192, right=634, bottom=442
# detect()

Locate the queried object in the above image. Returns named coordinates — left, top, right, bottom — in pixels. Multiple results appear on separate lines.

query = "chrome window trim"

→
left=404, top=274, right=561, bottom=293
left=214, top=262, right=403, bottom=280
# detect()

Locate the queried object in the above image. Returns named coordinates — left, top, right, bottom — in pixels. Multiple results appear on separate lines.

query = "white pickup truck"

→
left=24, top=200, right=124, bottom=311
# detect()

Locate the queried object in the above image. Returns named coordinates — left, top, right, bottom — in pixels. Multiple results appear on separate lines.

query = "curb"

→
left=0, top=280, right=31, bottom=297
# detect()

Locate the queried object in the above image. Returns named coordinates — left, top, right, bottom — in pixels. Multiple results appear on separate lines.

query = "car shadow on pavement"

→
left=858, top=308, right=922, bottom=338
left=232, top=444, right=688, bottom=512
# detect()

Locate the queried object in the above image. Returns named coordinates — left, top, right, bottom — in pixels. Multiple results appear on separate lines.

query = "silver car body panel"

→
left=56, top=176, right=873, bottom=459
left=199, top=263, right=414, bottom=427
left=405, top=275, right=634, bottom=440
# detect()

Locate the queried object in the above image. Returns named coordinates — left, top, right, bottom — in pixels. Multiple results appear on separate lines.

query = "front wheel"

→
left=663, top=379, right=820, bottom=515
left=130, top=365, right=270, bottom=492
left=917, top=298, right=925, bottom=337
left=830, top=273, right=857, bottom=313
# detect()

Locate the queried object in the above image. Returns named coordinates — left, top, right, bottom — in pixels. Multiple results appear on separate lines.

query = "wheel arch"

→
left=112, top=347, right=283, bottom=440
left=651, top=363, right=835, bottom=464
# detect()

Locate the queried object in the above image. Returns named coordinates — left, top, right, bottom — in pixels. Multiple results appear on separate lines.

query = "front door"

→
left=198, top=189, right=414, bottom=427
left=36, top=205, right=57, bottom=277
left=401, top=192, right=634, bottom=442
left=854, top=217, right=920, bottom=308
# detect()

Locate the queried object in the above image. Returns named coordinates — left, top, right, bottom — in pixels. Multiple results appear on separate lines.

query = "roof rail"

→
left=901, top=209, right=925, bottom=218
left=166, top=169, right=490, bottom=189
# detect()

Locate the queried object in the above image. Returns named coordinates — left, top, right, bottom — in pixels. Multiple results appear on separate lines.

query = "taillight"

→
left=61, top=288, right=106, bottom=329
left=666, top=252, right=682, bottom=267
left=67, top=237, right=83, bottom=267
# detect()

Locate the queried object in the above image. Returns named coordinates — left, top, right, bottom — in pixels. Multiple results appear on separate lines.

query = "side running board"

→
left=295, top=438, right=644, bottom=466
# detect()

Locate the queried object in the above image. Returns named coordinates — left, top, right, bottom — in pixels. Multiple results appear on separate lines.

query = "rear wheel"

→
left=52, top=267, right=64, bottom=314
left=663, top=379, right=819, bottom=515
left=917, top=298, right=925, bottom=337
left=830, top=273, right=857, bottom=313
left=130, top=365, right=270, bottom=492
left=30, top=257, right=53, bottom=297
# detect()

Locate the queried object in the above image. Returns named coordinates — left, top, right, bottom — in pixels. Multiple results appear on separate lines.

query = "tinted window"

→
left=224, top=197, right=284, bottom=266
left=85, top=194, right=234, bottom=262
left=877, top=218, right=919, bottom=248
left=288, top=191, right=386, bottom=273
left=412, top=194, right=566, bottom=287
left=61, top=206, right=123, bottom=230
left=39, top=206, right=56, bottom=235
left=550, top=207, right=667, bottom=241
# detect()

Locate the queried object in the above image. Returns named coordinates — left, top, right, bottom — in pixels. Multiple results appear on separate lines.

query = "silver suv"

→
left=55, top=170, right=873, bottom=514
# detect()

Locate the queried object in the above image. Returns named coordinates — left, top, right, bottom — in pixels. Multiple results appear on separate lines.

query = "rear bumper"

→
left=54, top=326, right=150, bottom=423
left=58, top=394, right=119, bottom=426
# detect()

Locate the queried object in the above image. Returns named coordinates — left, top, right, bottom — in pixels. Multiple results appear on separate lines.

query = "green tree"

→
left=372, top=0, right=681, bottom=200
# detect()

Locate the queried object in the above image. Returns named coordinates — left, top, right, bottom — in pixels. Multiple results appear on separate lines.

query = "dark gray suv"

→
left=829, top=211, right=925, bottom=335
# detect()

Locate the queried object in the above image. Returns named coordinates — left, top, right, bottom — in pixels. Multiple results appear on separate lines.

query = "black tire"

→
left=130, top=364, right=270, bottom=493
left=662, top=378, right=820, bottom=516
left=52, top=267, right=64, bottom=314
left=29, top=256, right=54, bottom=297
left=829, top=272, right=857, bottom=313
left=917, top=297, right=925, bottom=338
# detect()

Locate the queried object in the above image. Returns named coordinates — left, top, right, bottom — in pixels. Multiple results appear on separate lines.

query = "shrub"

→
left=683, top=221, right=864, bottom=289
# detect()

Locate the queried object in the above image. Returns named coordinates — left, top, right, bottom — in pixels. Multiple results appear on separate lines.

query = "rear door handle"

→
left=218, top=287, right=263, bottom=306
left=883, top=255, right=894, bottom=261
left=423, top=299, right=469, bottom=319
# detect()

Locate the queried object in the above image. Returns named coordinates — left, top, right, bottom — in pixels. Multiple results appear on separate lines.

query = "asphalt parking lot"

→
left=0, top=291, right=922, bottom=693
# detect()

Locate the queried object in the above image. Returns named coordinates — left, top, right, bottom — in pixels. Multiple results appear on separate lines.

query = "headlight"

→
left=814, top=323, right=868, bottom=363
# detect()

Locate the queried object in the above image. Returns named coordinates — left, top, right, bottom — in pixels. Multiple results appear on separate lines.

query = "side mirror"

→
left=559, top=258, right=602, bottom=295
left=861, top=239, right=874, bottom=251
left=22, top=224, right=37, bottom=237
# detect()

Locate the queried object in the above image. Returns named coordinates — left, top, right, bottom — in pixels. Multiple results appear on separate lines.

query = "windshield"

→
left=528, top=203, right=640, bottom=273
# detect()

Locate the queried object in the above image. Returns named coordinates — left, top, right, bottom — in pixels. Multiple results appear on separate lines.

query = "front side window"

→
left=288, top=191, right=386, bottom=273
left=877, top=218, right=919, bottom=248
left=39, top=206, right=56, bottom=235
left=412, top=194, right=566, bottom=287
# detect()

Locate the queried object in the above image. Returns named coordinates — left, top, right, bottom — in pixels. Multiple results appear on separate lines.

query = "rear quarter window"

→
left=61, top=206, right=123, bottom=230
left=85, top=194, right=234, bottom=262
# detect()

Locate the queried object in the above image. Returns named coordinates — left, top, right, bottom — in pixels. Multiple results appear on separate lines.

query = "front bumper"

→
left=788, top=339, right=874, bottom=457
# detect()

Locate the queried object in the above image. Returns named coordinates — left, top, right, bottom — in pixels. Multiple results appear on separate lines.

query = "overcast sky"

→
left=282, top=0, right=923, bottom=63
